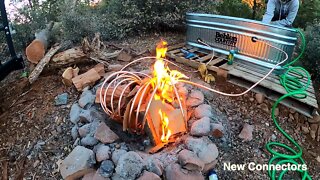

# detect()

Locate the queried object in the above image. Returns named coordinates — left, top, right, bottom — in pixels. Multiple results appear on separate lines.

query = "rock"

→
left=81, top=135, right=99, bottom=146
left=249, top=98, right=254, bottom=102
left=178, top=149, right=204, bottom=171
left=60, top=146, right=96, bottom=180
left=271, top=134, right=277, bottom=141
left=99, top=160, right=115, bottom=178
left=82, top=171, right=95, bottom=180
left=185, top=136, right=219, bottom=164
left=79, top=90, right=95, bottom=108
left=308, top=115, right=320, bottom=124
left=190, top=117, right=211, bottom=136
left=211, top=123, right=224, bottom=138
left=274, top=108, right=279, bottom=116
left=111, top=173, right=126, bottom=180
left=318, top=126, right=320, bottom=142
left=70, top=103, right=82, bottom=124
left=33, top=160, right=40, bottom=168
left=115, top=151, right=145, bottom=180
left=79, top=124, right=91, bottom=138
left=316, top=156, right=320, bottom=163
left=94, top=123, right=119, bottom=144
left=96, top=144, right=111, bottom=162
left=178, top=86, right=189, bottom=97
left=165, top=163, right=204, bottom=180
left=117, top=51, right=132, bottom=62
left=112, top=149, right=127, bottom=165
left=194, top=80, right=215, bottom=101
left=310, top=124, right=319, bottom=139
left=108, top=64, right=123, bottom=71
left=289, top=108, right=296, bottom=114
left=146, top=158, right=163, bottom=176
left=55, top=93, right=68, bottom=106
left=289, top=113, right=294, bottom=120
left=238, top=124, right=254, bottom=141
left=294, top=112, right=299, bottom=121
left=79, top=110, right=93, bottom=123
left=186, top=90, right=204, bottom=107
left=194, top=104, right=213, bottom=119
left=93, top=170, right=110, bottom=180
left=138, top=171, right=161, bottom=180
left=260, top=103, right=269, bottom=113
left=301, top=124, right=309, bottom=134
left=71, top=126, right=79, bottom=140
left=255, top=93, right=265, bottom=104
left=202, top=159, right=218, bottom=174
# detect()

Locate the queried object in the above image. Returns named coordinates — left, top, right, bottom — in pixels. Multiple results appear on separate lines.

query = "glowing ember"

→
left=159, top=110, right=171, bottom=143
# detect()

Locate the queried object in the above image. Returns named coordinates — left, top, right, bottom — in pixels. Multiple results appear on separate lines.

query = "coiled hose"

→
left=266, top=29, right=312, bottom=180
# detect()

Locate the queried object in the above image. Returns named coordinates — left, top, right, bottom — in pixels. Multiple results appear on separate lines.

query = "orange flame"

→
left=152, top=40, right=188, bottom=142
left=156, top=40, right=168, bottom=59
left=152, top=40, right=187, bottom=103
left=159, top=110, right=171, bottom=143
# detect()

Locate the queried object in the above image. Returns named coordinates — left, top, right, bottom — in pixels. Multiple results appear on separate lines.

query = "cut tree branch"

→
left=28, top=44, right=62, bottom=84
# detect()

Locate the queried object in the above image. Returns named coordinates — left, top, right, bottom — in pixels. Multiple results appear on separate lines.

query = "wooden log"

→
left=72, top=68, right=101, bottom=91
left=28, top=44, right=62, bottom=84
left=62, top=67, right=79, bottom=86
left=95, top=86, right=130, bottom=103
left=26, top=22, right=54, bottom=64
left=93, top=63, right=105, bottom=76
left=51, top=47, right=87, bottom=66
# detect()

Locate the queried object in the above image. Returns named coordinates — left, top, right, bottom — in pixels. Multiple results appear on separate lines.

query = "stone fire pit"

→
left=59, top=79, right=223, bottom=180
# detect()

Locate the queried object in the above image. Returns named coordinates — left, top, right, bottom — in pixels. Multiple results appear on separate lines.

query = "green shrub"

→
left=216, top=0, right=253, bottom=19
left=299, top=21, right=320, bottom=78
left=60, top=0, right=219, bottom=42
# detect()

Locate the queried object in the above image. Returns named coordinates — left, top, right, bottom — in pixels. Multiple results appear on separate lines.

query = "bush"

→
left=60, top=0, right=219, bottom=42
left=299, top=21, right=320, bottom=78
left=216, top=0, right=253, bottom=19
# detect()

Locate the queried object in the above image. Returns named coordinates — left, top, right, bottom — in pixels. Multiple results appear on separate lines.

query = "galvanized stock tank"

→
left=186, top=13, right=298, bottom=69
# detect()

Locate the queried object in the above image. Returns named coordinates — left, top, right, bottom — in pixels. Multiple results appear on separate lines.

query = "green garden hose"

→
left=266, top=29, right=312, bottom=180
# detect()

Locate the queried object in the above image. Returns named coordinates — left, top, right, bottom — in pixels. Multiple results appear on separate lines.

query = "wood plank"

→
left=236, top=63, right=314, bottom=91
left=207, top=57, right=226, bottom=66
left=228, top=68, right=318, bottom=107
left=169, top=49, right=182, bottom=54
left=228, top=77, right=315, bottom=117
left=234, top=65, right=316, bottom=99
left=167, top=53, right=199, bottom=69
left=197, top=54, right=215, bottom=63
left=167, top=43, right=185, bottom=51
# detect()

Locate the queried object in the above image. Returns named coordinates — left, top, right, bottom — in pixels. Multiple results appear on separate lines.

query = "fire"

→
left=159, top=110, right=171, bottom=142
left=152, top=40, right=187, bottom=102
left=151, top=40, right=188, bottom=142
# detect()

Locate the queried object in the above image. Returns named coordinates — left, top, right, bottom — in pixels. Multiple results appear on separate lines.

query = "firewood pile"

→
left=26, top=33, right=133, bottom=91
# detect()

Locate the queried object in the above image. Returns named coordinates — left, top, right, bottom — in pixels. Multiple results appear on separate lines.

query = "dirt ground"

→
left=0, top=32, right=320, bottom=179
